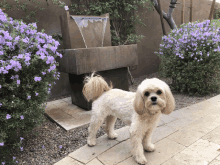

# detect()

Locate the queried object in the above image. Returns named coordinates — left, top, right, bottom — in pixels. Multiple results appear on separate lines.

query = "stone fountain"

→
left=56, top=11, right=138, bottom=110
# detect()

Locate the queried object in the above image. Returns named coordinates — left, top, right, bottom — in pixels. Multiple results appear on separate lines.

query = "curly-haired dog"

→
left=82, top=72, right=175, bottom=165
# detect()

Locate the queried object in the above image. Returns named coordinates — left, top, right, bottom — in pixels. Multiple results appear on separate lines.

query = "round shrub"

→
left=155, top=20, right=220, bottom=96
left=0, top=9, right=62, bottom=164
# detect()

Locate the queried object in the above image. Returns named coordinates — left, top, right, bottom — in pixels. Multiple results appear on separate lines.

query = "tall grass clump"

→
left=155, top=20, right=220, bottom=96
left=0, top=9, right=62, bottom=164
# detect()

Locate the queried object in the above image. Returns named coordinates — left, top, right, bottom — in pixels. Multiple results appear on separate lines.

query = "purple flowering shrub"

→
left=0, top=9, right=62, bottom=164
left=155, top=20, right=220, bottom=96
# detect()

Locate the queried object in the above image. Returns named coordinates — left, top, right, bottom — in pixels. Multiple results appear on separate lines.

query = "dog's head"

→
left=133, top=78, right=175, bottom=115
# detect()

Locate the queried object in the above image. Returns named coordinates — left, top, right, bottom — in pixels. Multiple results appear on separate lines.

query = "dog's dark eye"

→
left=157, top=90, right=162, bottom=95
left=144, top=91, right=149, bottom=97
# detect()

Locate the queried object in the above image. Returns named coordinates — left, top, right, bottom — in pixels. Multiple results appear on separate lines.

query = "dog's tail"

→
left=82, top=71, right=113, bottom=102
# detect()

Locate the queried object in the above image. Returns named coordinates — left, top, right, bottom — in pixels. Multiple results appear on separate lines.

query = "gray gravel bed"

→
left=8, top=72, right=219, bottom=165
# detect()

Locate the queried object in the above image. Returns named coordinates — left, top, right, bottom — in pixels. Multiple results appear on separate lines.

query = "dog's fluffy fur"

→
left=82, top=72, right=175, bottom=165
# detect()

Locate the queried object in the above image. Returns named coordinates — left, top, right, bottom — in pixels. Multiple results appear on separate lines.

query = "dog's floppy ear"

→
left=133, top=90, right=145, bottom=115
left=162, top=84, right=175, bottom=115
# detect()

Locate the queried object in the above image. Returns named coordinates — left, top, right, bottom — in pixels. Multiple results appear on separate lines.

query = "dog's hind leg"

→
left=104, top=115, right=118, bottom=139
left=87, top=113, right=106, bottom=147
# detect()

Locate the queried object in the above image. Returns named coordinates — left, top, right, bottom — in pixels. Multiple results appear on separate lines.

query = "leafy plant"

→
left=0, top=9, right=62, bottom=164
left=155, top=20, right=220, bottom=96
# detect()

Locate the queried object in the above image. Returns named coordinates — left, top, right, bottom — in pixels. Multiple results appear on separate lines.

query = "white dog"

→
left=82, top=72, right=175, bottom=164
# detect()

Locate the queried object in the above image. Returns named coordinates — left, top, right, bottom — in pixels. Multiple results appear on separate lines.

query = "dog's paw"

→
left=108, top=132, right=118, bottom=139
left=144, top=143, right=155, bottom=152
left=134, top=156, right=148, bottom=165
left=87, top=139, right=96, bottom=147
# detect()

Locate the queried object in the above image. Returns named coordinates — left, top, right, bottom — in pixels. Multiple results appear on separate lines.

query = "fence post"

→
left=209, top=0, right=216, bottom=23
left=181, top=0, right=185, bottom=24
left=189, top=0, right=193, bottom=22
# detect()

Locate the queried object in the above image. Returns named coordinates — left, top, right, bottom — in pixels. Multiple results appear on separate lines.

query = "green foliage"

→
left=0, top=9, right=62, bottom=164
left=155, top=20, right=220, bottom=96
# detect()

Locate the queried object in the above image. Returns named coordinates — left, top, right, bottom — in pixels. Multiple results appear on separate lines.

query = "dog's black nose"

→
left=151, top=96, right=157, bottom=102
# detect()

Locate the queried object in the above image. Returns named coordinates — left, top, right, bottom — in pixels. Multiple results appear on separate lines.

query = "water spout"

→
left=71, top=16, right=108, bottom=48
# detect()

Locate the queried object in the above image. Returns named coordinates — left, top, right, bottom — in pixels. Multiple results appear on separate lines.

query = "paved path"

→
left=52, top=95, right=220, bottom=165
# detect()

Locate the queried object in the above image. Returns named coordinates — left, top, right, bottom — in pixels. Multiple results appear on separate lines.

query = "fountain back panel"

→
left=57, top=12, right=138, bottom=110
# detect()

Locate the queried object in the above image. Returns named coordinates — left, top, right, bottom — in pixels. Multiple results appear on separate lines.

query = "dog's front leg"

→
left=142, top=124, right=157, bottom=152
left=130, top=123, right=148, bottom=165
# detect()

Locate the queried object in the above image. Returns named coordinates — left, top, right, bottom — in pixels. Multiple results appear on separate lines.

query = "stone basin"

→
left=56, top=44, right=137, bottom=75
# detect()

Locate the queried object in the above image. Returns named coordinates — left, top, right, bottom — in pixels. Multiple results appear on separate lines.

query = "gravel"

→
left=6, top=72, right=219, bottom=165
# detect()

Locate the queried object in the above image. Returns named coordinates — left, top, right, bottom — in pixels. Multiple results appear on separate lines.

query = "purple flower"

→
left=42, top=145, right=45, bottom=148
left=20, top=147, right=23, bottom=151
left=27, top=96, right=31, bottom=99
left=20, top=115, right=24, bottom=120
left=59, top=145, right=62, bottom=149
left=64, top=6, right=69, bottom=10
left=6, top=114, right=11, bottom=119
left=0, top=103, right=2, bottom=107
left=17, top=79, right=20, bottom=85
left=0, top=142, right=4, bottom=146
left=34, top=77, right=42, bottom=82
left=2, top=162, right=5, bottom=165
left=20, top=137, right=24, bottom=141
left=35, top=92, right=39, bottom=96
left=13, top=157, right=16, bottom=160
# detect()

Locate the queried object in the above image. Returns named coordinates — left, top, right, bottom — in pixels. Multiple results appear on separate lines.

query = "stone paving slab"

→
left=98, top=139, right=132, bottom=165
left=68, top=135, right=119, bottom=164
left=151, top=125, right=178, bottom=144
left=166, top=127, right=209, bottom=147
left=165, top=116, right=200, bottom=130
left=45, top=98, right=92, bottom=131
left=158, top=114, right=177, bottom=127
left=143, top=138, right=186, bottom=165
left=54, top=156, right=83, bottom=165
left=209, top=155, right=220, bottom=165
left=185, top=117, right=220, bottom=131
left=202, top=125, right=220, bottom=145
left=174, top=139, right=220, bottom=164
left=86, top=158, right=103, bottom=165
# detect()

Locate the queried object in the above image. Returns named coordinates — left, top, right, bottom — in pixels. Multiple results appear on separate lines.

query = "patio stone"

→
left=185, top=117, right=220, bottom=131
left=209, top=155, right=220, bottom=165
left=161, top=158, right=187, bottom=165
left=158, top=114, right=177, bottom=127
left=61, top=97, right=72, bottom=104
left=45, top=103, right=92, bottom=131
left=68, top=135, right=119, bottom=164
left=117, top=156, right=157, bottom=165
left=143, top=138, right=186, bottom=165
left=45, top=103, right=59, bottom=111
left=151, top=125, right=178, bottom=143
left=86, top=158, right=103, bottom=165
left=165, top=117, right=199, bottom=130
left=98, top=139, right=132, bottom=165
left=172, top=152, right=209, bottom=165
left=54, top=156, right=83, bottom=165
left=199, top=113, right=220, bottom=123
left=166, top=127, right=208, bottom=147
left=209, top=159, right=220, bottom=165
left=175, top=139, right=220, bottom=163
left=202, top=125, right=220, bottom=145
